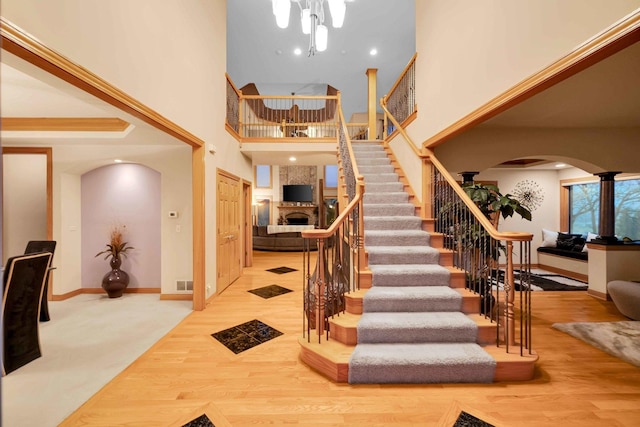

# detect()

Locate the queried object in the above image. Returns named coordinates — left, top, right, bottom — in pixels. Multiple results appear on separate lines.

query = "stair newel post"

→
left=422, top=155, right=434, bottom=224
left=356, top=177, right=366, bottom=275
left=505, top=240, right=516, bottom=348
left=316, top=238, right=326, bottom=338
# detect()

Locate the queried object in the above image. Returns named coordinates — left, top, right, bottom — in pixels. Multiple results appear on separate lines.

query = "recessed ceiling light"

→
left=294, top=48, right=302, bottom=55
left=114, top=159, right=123, bottom=163
left=370, top=48, right=378, bottom=56
left=289, top=156, right=297, bottom=162
left=555, top=163, right=566, bottom=168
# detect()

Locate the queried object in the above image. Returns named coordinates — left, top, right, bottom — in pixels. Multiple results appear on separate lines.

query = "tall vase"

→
left=102, top=256, right=130, bottom=298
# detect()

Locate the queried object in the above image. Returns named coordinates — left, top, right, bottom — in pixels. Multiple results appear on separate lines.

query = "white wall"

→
left=410, top=0, right=640, bottom=145
left=55, top=172, right=81, bottom=295
left=2, top=153, right=47, bottom=264
left=2, top=0, right=253, bottom=298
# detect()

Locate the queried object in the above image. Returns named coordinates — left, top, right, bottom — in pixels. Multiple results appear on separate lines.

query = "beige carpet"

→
left=552, top=321, right=640, bottom=367
left=2, top=293, right=192, bottom=427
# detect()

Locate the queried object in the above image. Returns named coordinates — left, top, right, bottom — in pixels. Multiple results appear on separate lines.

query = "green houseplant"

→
left=462, top=183, right=532, bottom=226
left=95, top=225, right=134, bottom=298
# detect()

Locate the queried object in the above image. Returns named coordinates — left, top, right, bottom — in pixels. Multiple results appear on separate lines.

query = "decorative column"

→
left=459, top=171, right=479, bottom=184
left=366, top=68, right=377, bottom=140
left=594, top=171, right=620, bottom=243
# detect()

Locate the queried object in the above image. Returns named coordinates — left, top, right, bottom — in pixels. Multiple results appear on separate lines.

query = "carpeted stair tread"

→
left=365, top=229, right=430, bottom=246
left=348, top=343, right=496, bottom=383
left=364, top=203, right=415, bottom=217
left=361, top=172, right=398, bottom=183
left=364, top=216, right=423, bottom=230
left=358, top=165, right=395, bottom=174
left=363, top=286, right=462, bottom=312
left=352, top=151, right=388, bottom=159
left=369, top=264, right=450, bottom=286
left=367, top=246, right=440, bottom=265
left=355, top=157, right=391, bottom=166
left=364, top=192, right=408, bottom=204
left=363, top=182, right=404, bottom=192
left=357, top=312, right=478, bottom=343
left=343, top=141, right=498, bottom=385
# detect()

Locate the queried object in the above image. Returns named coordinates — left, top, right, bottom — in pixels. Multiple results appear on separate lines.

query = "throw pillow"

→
left=582, top=232, right=598, bottom=252
left=541, top=229, right=558, bottom=247
left=557, top=233, right=586, bottom=252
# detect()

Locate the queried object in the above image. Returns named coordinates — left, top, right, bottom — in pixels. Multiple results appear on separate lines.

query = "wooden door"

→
left=216, top=170, right=241, bottom=293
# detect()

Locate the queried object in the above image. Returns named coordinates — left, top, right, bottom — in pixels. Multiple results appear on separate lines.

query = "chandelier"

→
left=272, top=0, right=347, bottom=56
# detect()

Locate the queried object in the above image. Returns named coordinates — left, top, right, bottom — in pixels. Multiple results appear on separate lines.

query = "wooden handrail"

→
left=301, top=181, right=363, bottom=239
left=427, top=149, right=532, bottom=242
left=380, top=96, right=423, bottom=158
left=381, top=96, right=532, bottom=243
left=225, top=73, right=241, bottom=97
left=385, top=53, right=417, bottom=102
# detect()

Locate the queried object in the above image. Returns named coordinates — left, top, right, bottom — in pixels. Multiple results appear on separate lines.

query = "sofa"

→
left=252, top=225, right=317, bottom=251
left=607, top=280, right=640, bottom=320
left=536, top=229, right=592, bottom=281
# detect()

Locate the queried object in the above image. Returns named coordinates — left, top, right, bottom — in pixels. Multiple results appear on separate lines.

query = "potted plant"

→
left=95, top=225, right=134, bottom=298
left=462, top=183, right=532, bottom=226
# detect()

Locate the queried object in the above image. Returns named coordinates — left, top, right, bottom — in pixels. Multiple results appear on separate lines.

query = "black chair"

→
left=2, top=252, right=52, bottom=375
left=24, top=240, right=57, bottom=322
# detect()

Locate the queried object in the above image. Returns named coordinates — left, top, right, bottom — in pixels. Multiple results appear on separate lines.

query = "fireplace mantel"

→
left=278, top=204, right=318, bottom=226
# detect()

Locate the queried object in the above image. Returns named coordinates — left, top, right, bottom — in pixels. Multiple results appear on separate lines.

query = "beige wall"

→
left=2, top=0, right=252, bottom=297
left=409, top=0, right=640, bottom=145
left=434, top=127, right=640, bottom=175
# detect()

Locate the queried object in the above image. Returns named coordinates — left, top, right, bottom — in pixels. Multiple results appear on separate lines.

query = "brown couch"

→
left=252, top=226, right=317, bottom=251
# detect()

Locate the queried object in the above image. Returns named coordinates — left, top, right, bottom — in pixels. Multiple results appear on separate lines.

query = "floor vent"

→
left=176, top=280, right=193, bottom=291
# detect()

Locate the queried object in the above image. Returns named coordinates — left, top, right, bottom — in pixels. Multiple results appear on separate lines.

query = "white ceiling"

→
left=226, top=0, right=416, bottom=120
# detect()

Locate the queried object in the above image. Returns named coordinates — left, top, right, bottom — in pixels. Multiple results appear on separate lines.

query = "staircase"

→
left=298, top=140, right=537, bottom=383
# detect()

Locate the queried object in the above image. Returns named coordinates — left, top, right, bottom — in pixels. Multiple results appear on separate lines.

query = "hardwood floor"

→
left=61, top=251, right=640, bottom=426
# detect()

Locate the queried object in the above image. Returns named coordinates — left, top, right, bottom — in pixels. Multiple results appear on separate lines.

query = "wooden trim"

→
left=0, top=17, right=203, bottom=148
left=81, top=288, right=160, bottom=294
left=51, top=288, right=83, bottom=301
left=239, top=137, right=337, bottom=143
left=559, top=183, right=569, bottom=232
left=54, top=288, right=161, bottom=299
left=537, top=263, right=588, bottom=283
left=254, top=165, right=273, bottom=189
left=192, top=146, right=206, bottom=311
left=225, top=72, right=241, bottom=97
left=159, top=294, right=193, bottom=301
left=2, top=117, right=130, bottom=132
left=587, top=288, right=610, bottom=300
left=422, top=10, right=640, bottom=148
left=225, top=123, right=242, bottom=141
left=587, top=242, right=640, bottom=252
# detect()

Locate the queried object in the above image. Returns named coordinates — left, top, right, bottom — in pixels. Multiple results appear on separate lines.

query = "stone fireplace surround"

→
left=278, top=204, right=318, bottom=226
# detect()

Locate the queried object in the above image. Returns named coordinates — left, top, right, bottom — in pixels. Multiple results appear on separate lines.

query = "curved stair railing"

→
left=380, top=96, right=534, bottom=355
left=302, top=106, right=364, bottom=342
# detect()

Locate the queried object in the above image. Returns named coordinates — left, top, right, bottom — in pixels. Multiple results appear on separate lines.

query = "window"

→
left=255, top=165, right=272, bottom=188
left=567, top=178, right=640, bottom=239
left=324, top=164, right=338, bottom=188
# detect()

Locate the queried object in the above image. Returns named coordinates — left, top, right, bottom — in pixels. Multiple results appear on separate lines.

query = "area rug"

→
left=552, top=321, right=640, bottom=367
left=496, top=269, right=587, bottom=291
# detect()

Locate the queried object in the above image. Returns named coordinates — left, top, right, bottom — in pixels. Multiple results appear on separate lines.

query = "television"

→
left=283, top=184, right=313, bottom=203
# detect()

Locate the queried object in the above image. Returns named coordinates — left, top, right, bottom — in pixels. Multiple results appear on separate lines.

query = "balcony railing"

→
left=382, top=53, right=417, bottom=137
left=225, top=77, right=350, bottom=142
